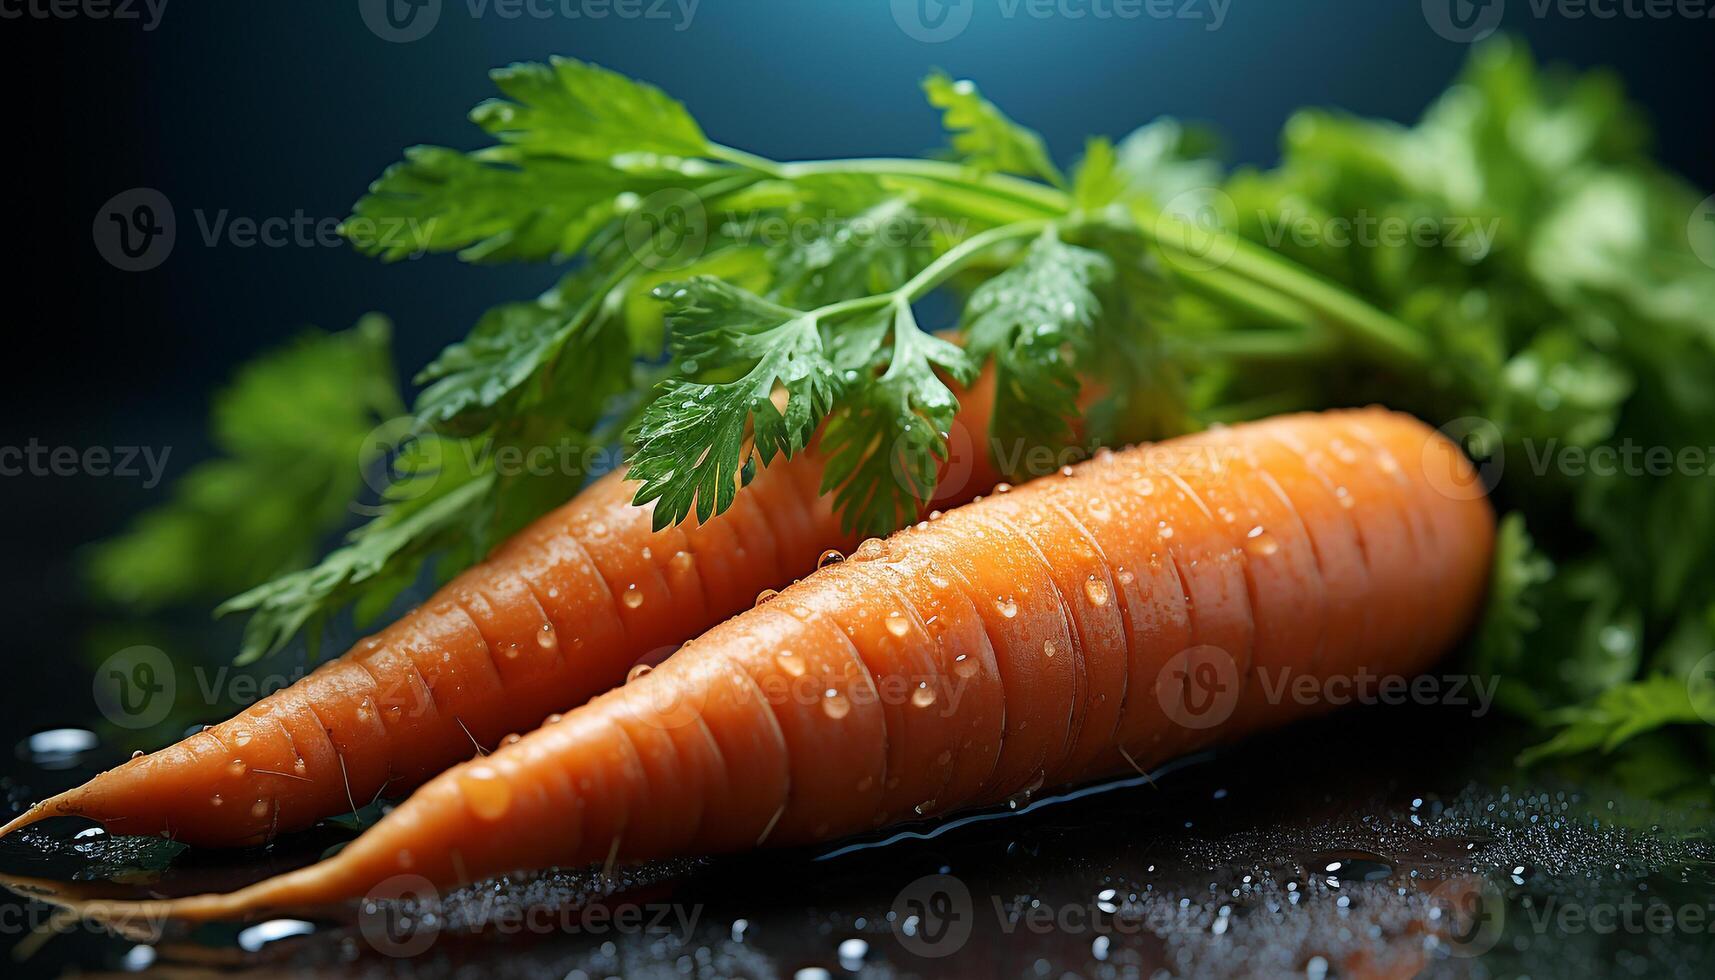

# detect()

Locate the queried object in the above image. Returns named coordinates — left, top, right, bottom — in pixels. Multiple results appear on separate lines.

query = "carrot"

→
left=0, top=379, right=1002, bottom=848
left=46, top=407, right=1492, bottom=922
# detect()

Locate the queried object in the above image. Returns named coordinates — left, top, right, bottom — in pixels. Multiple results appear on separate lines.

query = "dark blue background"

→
left=1, top=0, right=1711, bottom=693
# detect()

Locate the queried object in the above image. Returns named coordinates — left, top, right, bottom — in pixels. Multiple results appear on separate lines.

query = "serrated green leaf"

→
left=923, top=71, right=1063, bottom=187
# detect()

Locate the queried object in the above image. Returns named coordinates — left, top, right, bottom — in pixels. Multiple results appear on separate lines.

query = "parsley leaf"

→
left=628, top=279, right=840, bottom=529
left=821, top=298, right=977, bottom=536
left=962, top=229, right=1113, bottom=469
left=923, top=71, right=1064, bottom=188
left=472, top=57, right=710, bottom=161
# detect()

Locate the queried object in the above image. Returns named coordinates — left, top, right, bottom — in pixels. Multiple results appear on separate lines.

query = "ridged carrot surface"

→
left=0, top=383, right=1001, bottom=847
left=95, top=407, right=1492, bottom=921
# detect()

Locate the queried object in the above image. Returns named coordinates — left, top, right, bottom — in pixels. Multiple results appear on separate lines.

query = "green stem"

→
left=764, top=155, right=1433, bottom=373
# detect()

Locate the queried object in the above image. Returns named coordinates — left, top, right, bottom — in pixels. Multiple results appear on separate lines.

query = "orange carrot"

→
left=56, top=407, right=1491, bottom=922
left=0, top=380, right=1002, bottom=847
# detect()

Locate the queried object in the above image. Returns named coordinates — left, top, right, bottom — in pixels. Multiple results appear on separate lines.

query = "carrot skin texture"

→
left=100, top=407, right=1493, bottom=923
left=0, top=380, right=1002, bottom=848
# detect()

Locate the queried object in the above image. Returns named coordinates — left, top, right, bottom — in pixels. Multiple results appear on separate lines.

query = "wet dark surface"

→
left=2, top=702, right=1711, bottom=979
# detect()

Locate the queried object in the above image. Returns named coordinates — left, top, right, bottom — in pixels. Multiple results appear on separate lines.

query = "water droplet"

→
left=776, top=651, right=807, bottom=677
left=1087, top=496, right=1111, bottom=521
left=501, top=733, right=521, bottom=746
left=755, top=588, right=779, bottom=606
left=852, top=538, right=887, bottom=562
left=911, top=684, right=936, bottom=708
left=622, top=585, right=644, bottom=609
left=886, top=612, right=910, bottom=638
left=209, top=793, right=223, bottom=807
left=546, top=587, right=560, bottom=600
left=1117, top=568, right=1135, bottom=586
left=537, top=624, right=558, bottom=649
left=817, top=549, right=845, bottom=569
left=1084, top=577, right=1110, bottom=607
left=1334, top=486, right=1354, bottom=509
left=640, top=546, right=652, bottom=561
left=292, top=758, right=307, bottom=775
left=250, top=800, right=270, bottom=820
left=1245, top=526, right=1280, bottom=557
left=1060, top=465, right=1075, bottom=478
left=130, top=749, right=144, bottom=760
left=459, top=765, right=513, bottom=821
left=1157, top=520, right=1175, bottom=539
left=229, top=760, right=248, bottom=776
left=627, top=664, right=653, bottom=683
left=995, top=482, right=1013, bottom=494
left=822, top=690, right=851, bottom=719
left=1138, top=477, right=1156, bottom=496
left=1043, top=639, right=1057, bottom=658
left=995, top=597, right=1019, bottom=618
left=502, top=642, right=521, bottom=660
left=233, top=729, right=253, bottom=747
left=670, top=550, right=695, bottom=573
left=953, top=653, right=977, bottom=678
left=237, top=919, right=315, bottom=953
left=546, top=713, right=563, bottom=724
left=837, top=938, right=869, bottom=971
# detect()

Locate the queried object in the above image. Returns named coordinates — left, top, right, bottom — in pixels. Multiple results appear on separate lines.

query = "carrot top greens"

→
left=91, top=40, right=1715, bottom=789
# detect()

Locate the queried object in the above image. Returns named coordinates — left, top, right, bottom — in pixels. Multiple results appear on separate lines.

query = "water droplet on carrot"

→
left=251, top=800, right=270, bottom=820
left=210, top=794, right=223, bottom=807
left=776, top=651, right=806, bottom=677
left=1158, top=520, right=1175, bottom=539
left=1118, top=568, right=1136, bottom=586
left=755, top=588, right=779, bottom=606
left=852, top=538, right=887, bottom=562
left=1087, top=497, right=1111, bottom=521
left=911, top=684, right=936, bottom=708
left=953, top=653, right=976, bottom=678
left=1138, top=477, right=1156, bottom=496
left=1245, top=526, right=1280, bottom=557
left=995, top=482, right=1012, bottom=494
left=670, top=550, right=694, bottom=573
left=1084, top=577, right=1110, bottom=607
left=886, top=613, right=910, bottom=638
left=292, top=758, right=307, bottom=775
left=233, top=730, right=252, bottom=747
left=537, top=624, right=557, bottom=649
left=622, top=585, right=644, bottom=609
left=459, top=766, right=513, bottom=821
left=546, top=713, right=563, bottom=724
left=640, top=546, right=653, bottom=561
left=995, top=597, right=1019, bottom=619
left=503, top=642, right=521, bottom=660
left=1043, top=638, right=1057, bottom=658
left=822, top=690, right=851, bottom=719
left=627, top=664, right=653, bottom=683
left=1335, top=486, right=1354, bottom=508
left=501, top=733, right=521, bottom=746
left=229, top=760, right=248, bottom=776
